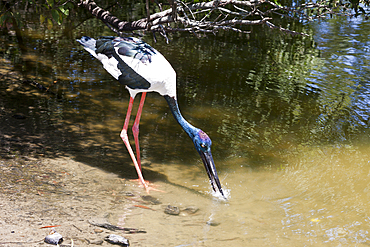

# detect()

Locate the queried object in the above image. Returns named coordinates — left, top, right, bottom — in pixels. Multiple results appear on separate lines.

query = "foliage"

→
left=1, top=0, right=75, bottom=29
left=1, top=0, right=370, bottom=36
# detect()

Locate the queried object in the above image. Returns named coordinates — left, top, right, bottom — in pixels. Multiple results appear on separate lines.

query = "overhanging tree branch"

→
left=78, top=0, right=169, bottom=31
left=78, top=0, right=368, bottom=38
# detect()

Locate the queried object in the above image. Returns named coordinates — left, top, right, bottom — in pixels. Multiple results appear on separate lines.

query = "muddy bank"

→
left=0, top=156, right=155, bottom=246
left=0, top=154, right=218, bottom=247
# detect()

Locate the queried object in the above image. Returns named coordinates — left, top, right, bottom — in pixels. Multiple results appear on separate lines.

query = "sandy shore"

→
left=0, top=156, right=157, bottom=246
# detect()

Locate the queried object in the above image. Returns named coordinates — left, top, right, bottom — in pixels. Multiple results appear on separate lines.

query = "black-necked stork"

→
left=77, top=36, right=225, bottom=198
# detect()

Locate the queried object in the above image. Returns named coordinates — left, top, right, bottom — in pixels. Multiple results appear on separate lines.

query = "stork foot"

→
left=130, top=179, right=165, bottom=194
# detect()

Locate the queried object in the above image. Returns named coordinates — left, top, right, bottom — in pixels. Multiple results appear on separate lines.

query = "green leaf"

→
left=59, top=5, right=69, bottom=16
left=273, top=0, right=282, bottom=7
left=51, top=9, right=59, bottom=23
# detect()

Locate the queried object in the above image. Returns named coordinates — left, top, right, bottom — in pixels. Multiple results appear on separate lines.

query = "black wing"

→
left=95, top=36, right=151, bottom=90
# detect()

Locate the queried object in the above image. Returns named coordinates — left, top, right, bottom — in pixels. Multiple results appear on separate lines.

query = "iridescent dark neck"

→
left=164, top=95, right=200, bottom=139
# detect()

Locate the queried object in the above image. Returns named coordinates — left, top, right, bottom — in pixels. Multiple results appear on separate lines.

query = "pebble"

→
left=104, top=234, right=129, bottom=246
left=90, top=239, right=104, bottom=245
left=141, top=195, right=161, bottom=205
left=164, top=205, right=180, bottom=215
left=183, top=206, right=199, bottom=214
left=206, top=220, right=220, bottom=226
left=44, top=228, right=63, bottom=245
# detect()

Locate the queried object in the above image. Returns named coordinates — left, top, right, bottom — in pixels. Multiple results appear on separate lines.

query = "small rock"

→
left=164, top=205, right=180, bottom=215
left=104, top=234, right=129, bottom=246
left=44, top=228, right=63, bottom=245
left=125, top=192, right=135, bottom=197
left=141, top=195, right=161, bottom=205
left=183, top=206, right=199, bottom=214
left=90, top=239, right=104, bottom=245
left=206, top=220, right=220, bottom=226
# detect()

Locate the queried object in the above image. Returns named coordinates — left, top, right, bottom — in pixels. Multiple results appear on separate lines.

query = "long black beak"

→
left=199, top=150, right=226, bottom=199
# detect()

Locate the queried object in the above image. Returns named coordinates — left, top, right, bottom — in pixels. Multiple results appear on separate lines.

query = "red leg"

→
left=132, top=92, right=146, bottom=171
left=120, top=96, right=149, bottom=192
left=120, top=94, right=162, bottom=194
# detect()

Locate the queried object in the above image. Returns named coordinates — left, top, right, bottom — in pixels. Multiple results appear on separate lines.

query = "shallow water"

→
left=1, top=6, right=370, bottom=246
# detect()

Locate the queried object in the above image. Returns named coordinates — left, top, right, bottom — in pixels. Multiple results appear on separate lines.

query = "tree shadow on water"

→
left=0, top=65, right=167, bottom=183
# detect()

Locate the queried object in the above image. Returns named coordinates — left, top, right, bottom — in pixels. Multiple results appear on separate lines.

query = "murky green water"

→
left=1, top=4, right=370, bottom=246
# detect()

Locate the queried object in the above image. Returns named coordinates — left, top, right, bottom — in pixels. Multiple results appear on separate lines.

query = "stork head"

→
left=164, top=95, right=225, bottom=199
left=193, top=130, right=225, bottom=198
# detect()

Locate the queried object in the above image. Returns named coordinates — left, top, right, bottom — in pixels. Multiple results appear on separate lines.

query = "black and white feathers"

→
left=77, top=36, right=176, bottom=98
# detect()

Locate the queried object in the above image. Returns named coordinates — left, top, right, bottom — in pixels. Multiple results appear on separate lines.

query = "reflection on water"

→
left=0, top=5, right=370, bottom=246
